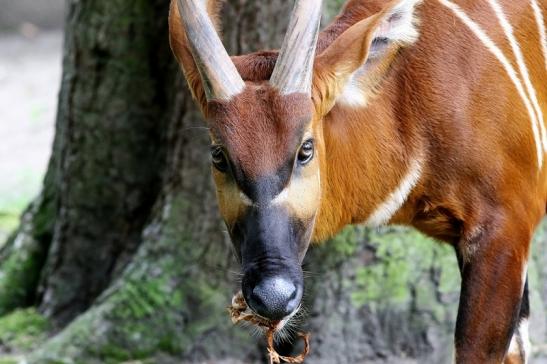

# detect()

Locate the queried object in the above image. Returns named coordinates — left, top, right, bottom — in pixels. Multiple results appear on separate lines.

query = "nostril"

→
left=245, top=277, right=300, bottom=321
left=253, top=277, right=296, bottom=301
left=285, top=288, right=300, bottom=312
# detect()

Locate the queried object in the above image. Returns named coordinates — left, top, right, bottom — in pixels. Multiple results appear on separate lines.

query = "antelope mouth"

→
left=229, top=290, right=310, bottom=363
left=228, top=290, right=300, bottom=333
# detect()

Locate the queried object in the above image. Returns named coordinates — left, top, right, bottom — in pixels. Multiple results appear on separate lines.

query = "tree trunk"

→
left=35, top=0, right=181, bottom=326
left=1, top=0, right=546, bottom=362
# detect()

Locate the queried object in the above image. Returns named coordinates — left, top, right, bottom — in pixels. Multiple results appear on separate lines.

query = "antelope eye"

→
left=297, top=139, right=314, bottom=165
left=211, top=146, right=229, bottom=172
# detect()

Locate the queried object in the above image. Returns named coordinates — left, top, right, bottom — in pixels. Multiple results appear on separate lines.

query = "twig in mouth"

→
left=228, top=291, right=310, bottom=364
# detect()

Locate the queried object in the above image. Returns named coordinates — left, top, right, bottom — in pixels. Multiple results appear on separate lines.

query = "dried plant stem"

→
left=266, top=330, right=310, bottom=364
left=228, top=291, right=310, bottom=363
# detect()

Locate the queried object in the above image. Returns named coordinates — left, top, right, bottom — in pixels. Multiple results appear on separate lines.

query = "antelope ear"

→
left=313, top=0, right=421, bottom=112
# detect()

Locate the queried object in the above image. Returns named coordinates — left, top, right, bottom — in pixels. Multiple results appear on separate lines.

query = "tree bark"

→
left=34, top=0, right=181, bottom=326
left=34, top=0, right=302, bottom=328
left=24, top=1, right=295, bottom=361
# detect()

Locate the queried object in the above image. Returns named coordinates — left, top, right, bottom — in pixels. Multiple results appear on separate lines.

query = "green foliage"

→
left=330, top=226, right=359, bottom=258
left=325, top=0, right=346, bottom=20
left=0, top=359, right=19, bottom=364
left=0, top=308, right=48, bottom=352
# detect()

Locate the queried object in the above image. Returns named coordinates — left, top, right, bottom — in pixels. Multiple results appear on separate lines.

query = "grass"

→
left=0, top=169, right=43, bottom=247
left=0, top=213, right=19, bottom=246
left=0, top=308, right=49, bottom=354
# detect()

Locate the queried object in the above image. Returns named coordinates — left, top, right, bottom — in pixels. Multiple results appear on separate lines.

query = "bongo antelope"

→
left=169, top=0, right=547, bottom=362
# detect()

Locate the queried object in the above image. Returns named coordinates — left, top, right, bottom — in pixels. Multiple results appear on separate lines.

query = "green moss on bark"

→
left=0, top=199, right=51, bottom=316
left=304, top=222, right=547, bottom=362
left=350, top=227, right=460, bottom=309
left=0, top=236, right=42, bottom=315
left=0, top=166, right=56, bottom=316
left=25, top=192, right=259, bottom=364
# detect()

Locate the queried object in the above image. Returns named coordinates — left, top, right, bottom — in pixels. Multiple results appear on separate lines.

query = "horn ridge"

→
left=270, top=0, right=323, bottom=96
left=177, top=0, right=245, bottom=101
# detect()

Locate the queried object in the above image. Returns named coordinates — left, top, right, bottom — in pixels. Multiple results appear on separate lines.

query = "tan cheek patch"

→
left=213, top=169, right=250, bottom=226
left=271, top=158, right=321, bottom=220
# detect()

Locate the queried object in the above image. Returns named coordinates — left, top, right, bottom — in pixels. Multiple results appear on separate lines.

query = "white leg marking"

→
left=508, top=263, right=531, bottom=362
left=489, top=0, right=547, bottom=152
left=531, top=0, right=547, bottom=71
left=366, top=157, right=423, bottom=226
left=437, top=0, right=544, bottom=169
left=508, top=318, right=531, bottom=363
left=508, top=331, right=520, bottom=356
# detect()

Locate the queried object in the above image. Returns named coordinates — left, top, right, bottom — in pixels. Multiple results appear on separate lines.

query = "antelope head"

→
left=169, top=0, right=422, bottom=322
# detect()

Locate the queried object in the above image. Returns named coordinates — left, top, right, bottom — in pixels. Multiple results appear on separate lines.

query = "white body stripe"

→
left=489, top=0, right=547, bottom=151
left=531, top=0, right=547, bottom=70
left=437, top=0, right=544, bottom=168
left=366, top=157, right=423, bottom=226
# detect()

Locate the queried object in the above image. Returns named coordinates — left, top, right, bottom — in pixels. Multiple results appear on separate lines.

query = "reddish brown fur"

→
left=208, top=88, right=312, bottom=178
left=170, top=0, right=547, bottom=363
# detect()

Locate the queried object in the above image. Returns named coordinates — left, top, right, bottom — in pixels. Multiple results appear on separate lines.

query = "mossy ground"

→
left=0, top=160, right=46, bottom=248
left=0, top=308, right=49, bottom=358
left=0, top=214, right=18, bottom=249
